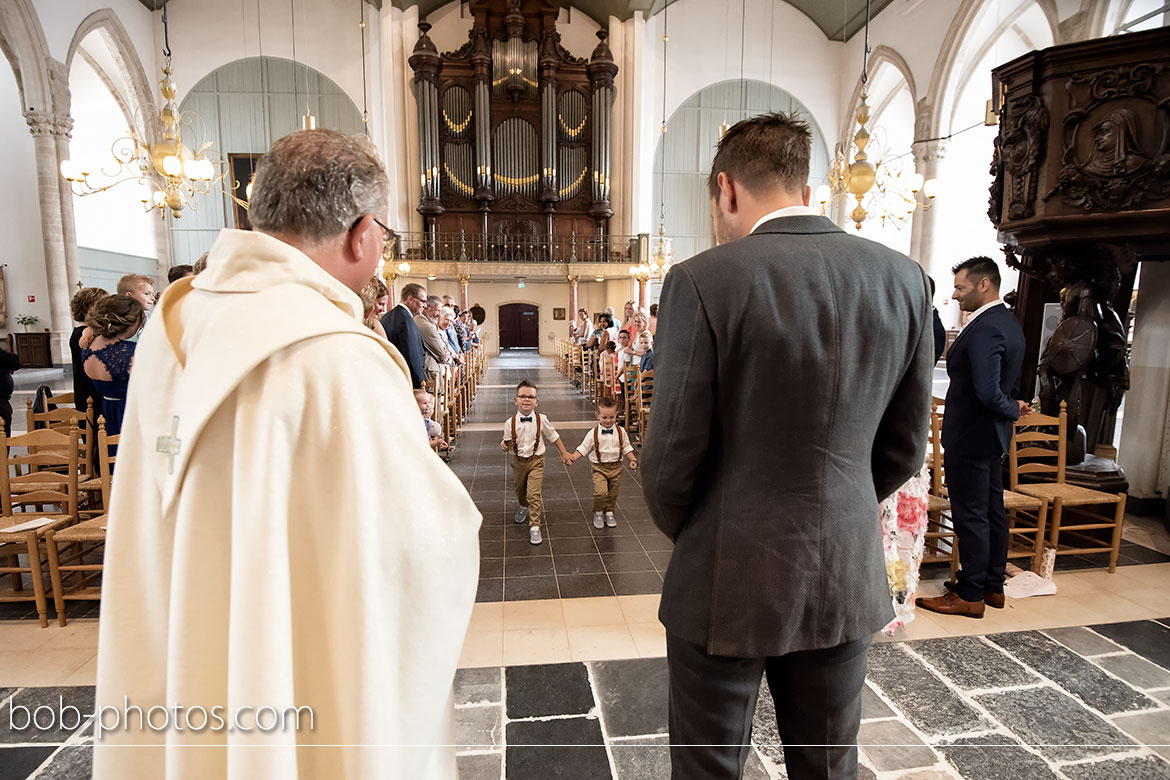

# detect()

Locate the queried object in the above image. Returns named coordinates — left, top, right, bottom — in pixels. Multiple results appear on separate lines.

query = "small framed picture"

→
left=553, top=308, right=567, bottom=320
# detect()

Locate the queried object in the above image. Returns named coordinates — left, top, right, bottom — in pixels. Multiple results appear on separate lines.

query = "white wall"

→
left=397, top=277, right=637, bottom=355
left=33, top=0, right=157, bottom=68
left=0, top=60, right=51, bottom=334
left=425, top=0, right=601, bottom=60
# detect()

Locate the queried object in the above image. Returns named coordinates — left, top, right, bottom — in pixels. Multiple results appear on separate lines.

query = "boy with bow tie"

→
left=501, top=380, right=573, bottom=545
left=571, top=396, right=638, bottom=528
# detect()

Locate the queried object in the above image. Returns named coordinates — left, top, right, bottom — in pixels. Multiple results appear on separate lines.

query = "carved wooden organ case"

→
left=409, top=0, right=618, bottom=250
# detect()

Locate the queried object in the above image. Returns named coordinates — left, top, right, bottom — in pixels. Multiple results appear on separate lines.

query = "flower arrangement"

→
left=16, top=314, right=38, bottom=332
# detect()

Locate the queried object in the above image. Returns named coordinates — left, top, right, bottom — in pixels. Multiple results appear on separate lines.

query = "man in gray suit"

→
left=414, top=295, right=452, bottom=385
left=641, top=113, right=933, bottom=780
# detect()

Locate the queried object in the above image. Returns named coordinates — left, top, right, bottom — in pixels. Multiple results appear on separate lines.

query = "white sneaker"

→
left=592, top=511, right=604, bottom=529
left=529, top=526, right=543, bottom=545
left=605, top=511, right=617, bottom=527
left=514, top=507, right=529, bottom=524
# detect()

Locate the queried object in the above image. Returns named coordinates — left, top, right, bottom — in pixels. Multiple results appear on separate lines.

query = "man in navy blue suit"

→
left=381, top=282, right=428, bottom=389
left=918, top=256, right=1029, bottom=619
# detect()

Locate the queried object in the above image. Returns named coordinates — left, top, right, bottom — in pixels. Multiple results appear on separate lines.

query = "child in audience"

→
left=414, top=389, right=447, bottom=452
left=500, top=380, right=573, bottom=545
left=571, top=396, right=638, bottom=528
left=616, top=329, right=635, bottom=371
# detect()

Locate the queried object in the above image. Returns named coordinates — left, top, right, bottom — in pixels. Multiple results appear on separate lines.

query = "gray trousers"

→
left=666, top=632, right=871, bottom=780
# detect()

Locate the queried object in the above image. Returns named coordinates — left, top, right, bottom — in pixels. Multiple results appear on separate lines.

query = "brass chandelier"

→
left=60, top=0, right=233, bottom=220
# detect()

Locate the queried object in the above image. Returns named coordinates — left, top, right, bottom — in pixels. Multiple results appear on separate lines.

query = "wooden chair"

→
left=1010, top=401, right=1126, bottom=571
left=0, top=427, right=81, bottom=627
left=638, top=369, right=654, bottom=438
left=570, top=344, right=584, bottom=389
left=46, top=419, right=117, bottom=626
left=581, top=348, right=595, bottom=401
left=922, top=398, right=957, bottom=571
left=621, top=366, right=640, bottom=430
left=26, top=398, right=96, bottom=479
left=45, top=391, right=75, bottom=411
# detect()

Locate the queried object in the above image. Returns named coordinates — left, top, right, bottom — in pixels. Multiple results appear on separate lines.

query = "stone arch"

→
left=0, top=0, right=54, bottom=114
left=841, top=45, right=918, bottom=152
left=66, top=10, right=156, bottom=137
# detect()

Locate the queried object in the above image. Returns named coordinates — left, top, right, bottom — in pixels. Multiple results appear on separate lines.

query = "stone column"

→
left=384, top=271, right=399, bottom=302
left=637, top=277, right=650, bottom=310
left=26, top=110, right=76, bottom=364
left=458, top=274, right=470, bottom=311
left=909, top=138, right=949, bottom=320
left=1119, top=261, right=1170, bottom=502
left=568, top=275, right=579, bottom=336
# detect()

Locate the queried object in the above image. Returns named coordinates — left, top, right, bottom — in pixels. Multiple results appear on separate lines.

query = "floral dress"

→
left=879, top=465, right=929, bottom=634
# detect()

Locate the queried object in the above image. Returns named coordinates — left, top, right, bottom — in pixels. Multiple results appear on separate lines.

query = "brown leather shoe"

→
left=916, top=591, right=985, bottom=619
left=943, top=580, right=1005, bottom=609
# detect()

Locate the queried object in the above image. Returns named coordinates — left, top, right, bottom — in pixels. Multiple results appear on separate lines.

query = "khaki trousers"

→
left=591, top=461, right=623, bottom=512
left=513, top=454, right=545, bottom=527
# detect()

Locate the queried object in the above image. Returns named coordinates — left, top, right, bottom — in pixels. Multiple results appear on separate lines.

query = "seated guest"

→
left=587, top=314, right=612, bottom=349
left=440, top=307, right=464, bottom=366
left=414, top=389, right=448, bottom=452
left=0, top=343, right=19, bottom=434
left=628, top=309, right=649, bottom=344
left=648, top=303, right=658, bottom=334
left=453, top=307, right=471, bottom=351
left=82, top=295, right=144, bottom=437
left=572, top=308, right=590, bottom=343
left=359, top=276, right=390, bottom=339
left=633, top=330, right=653, bottom=371
left=621, top=300, right=636, bottom=332
left=69, top=287, right=108, bottom=416
left=167, top=265, right=195, bottom=285
left=616, top=329, right=636, bottom=371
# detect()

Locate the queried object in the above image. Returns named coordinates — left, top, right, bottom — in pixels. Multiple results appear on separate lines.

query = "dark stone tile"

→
left=477, top=578, right=503, bottom=602
left=610, top=572, right=663, bottom=596
left=505, top=539, right=552, bottom=557
left=861, top=684, right=893, bottom=720
left=35, top=745, right=92, bottom=780
left=455, top=704, right=502, bottom=751
left=988, top=631, right=1156, bottom=714
left=1062, top=756, right=1170, bottom=780
left=506, top=663, right=594, bottom=719
left=939, top=734, right=1060, bottom=780
left=610, top=735, right=670, bottom=780
left=0, top=687, right=95, bottom=744
left=592, top=658, right=669, bottom=738
left=456, top=752, right=502, bottom=780
left=751, top=676, right=785, bottom=768
left=503, top=576, right=559, bottom=601
left=1113, top=710, right=1170, bottom=761
left=455, top=667, right=501, bottom=706
left=506, top=557, right=555, bottom=577
left=647, top=550, right=673, bottom=571
left=1092, top=620, right=1170, bottom=671
left=480, top=540, right=505, bottom=559
left=554, top=554, right=606, bottom=576
left=506, top=716, right=611, bottom=780
left=601, top=552, right=656, bottom=574
left=1096, top=653, right=1170, bottom=690
left=593, top=535, right=649, bottom=554
left=0, top=690, right=13, bottom=706
left=1118, top=545, right=1170, bottom=564
left=550, top=537, right=600, bottom=556
left=1043, top=627, right=1122, bottom=656
left=865, top=644, right=990, bottom=737
left=556, top=574, right=615, bottom=599
left=911, top=636, right=1037, bottom=690
left=1054, top=555, right=1101, bottom=571
left=974, top=687, right=1134, bottom=760
left=638, top=534, right=675, bottom=551
left=0, top=746, right=56, bottom=780
left=479, top=558, right=504, bottom=578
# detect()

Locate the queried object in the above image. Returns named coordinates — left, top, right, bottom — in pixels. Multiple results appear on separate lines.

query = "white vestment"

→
left=94, top=230, right=481, bottom=779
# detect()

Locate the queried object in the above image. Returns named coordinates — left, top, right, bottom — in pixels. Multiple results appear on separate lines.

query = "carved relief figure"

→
left=1084, top=108, right=1148, bottom=177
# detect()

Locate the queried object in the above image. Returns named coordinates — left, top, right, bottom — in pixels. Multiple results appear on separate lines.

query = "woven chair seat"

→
left=1003, top=489, right=1044, bottom=510
left=0, top=514, right=73, bottom=539
left=50, top=516, right=108, bottom=543
left=927, top=494, right=950, bottom=513
left=78, top=477, right=103, bottom=492
left=11, top=479, right=68, bottom=493
left=1016, top=482, right=1121, bottom=506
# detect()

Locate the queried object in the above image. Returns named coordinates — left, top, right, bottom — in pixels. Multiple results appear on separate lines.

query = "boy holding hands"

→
left=501, top=380, right=573, bottom=545
left=571, top=396, right=638, bottom=528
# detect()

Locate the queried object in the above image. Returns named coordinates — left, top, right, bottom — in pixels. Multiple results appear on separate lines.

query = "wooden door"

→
left=499, top=303, right=539, bottom=348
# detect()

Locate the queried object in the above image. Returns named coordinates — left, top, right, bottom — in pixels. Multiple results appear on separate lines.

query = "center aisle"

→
left=450, top=350, right=672, bottom=603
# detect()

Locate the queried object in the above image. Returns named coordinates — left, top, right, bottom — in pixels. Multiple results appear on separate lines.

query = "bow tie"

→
left=520, top=416, right=533, bottom=423
left=601, top=428, right=614, bottom=434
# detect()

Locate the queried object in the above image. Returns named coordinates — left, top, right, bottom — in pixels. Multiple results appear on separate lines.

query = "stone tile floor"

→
left=3, top=619, right=1169, bottom=779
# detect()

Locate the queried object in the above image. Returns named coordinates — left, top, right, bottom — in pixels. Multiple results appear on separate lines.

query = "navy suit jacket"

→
left=381, top=304, right=426, bottom=389
left=942, top=303, right=1026, bottom=458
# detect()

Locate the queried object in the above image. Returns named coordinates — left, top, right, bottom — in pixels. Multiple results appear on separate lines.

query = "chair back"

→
left=96, top=417, right=119, bottom=510
left=1009, top=401, right=1067, bottom=489
left=0, top=426, right=80, bottom=517
left=640, top=369, right=655, bottom=406
left=929, top=396, right=945, bottom=496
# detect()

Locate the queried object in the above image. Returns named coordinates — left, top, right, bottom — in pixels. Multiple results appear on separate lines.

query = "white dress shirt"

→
left=502, top=412, right=560, bottom=457
left=576, top=424, right=635, bottom=464
left=751, top=205, right=817, bottom=234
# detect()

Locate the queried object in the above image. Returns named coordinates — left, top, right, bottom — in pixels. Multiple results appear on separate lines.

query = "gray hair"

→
left=425, top=295, right=443, bottom=307
left=248, top=129, right=388, bottom=242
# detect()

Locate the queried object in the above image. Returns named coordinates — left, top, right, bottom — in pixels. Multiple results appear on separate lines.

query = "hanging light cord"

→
left=861, top=0, right=871, bottom=88
left=161, top=0, right=172, bottom=58
left=291, top=0, right=299, bottom=122
left=739, top=0, right=746, bottom=117
left=360, top=0, right=369, bottom=126
left=658, top=1, right=668, bottom=227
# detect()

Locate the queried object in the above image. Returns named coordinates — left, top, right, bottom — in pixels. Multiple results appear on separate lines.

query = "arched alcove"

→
left=171, top=56, right=365, bottom=264
left=650, top=79, right=830, bottom=264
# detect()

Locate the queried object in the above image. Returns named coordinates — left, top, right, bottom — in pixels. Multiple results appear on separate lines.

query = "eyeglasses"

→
left=351, top=215, right=395, bottom=243
left=516, top=395, right=538, bottom=400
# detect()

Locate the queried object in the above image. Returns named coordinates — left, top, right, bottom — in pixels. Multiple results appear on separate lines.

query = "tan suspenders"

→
left=592, top=425, right=625, bottom=464
left=511, top=413, right=542, bottom=456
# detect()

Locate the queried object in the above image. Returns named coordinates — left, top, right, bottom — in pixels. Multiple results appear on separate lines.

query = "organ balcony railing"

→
left=388, top=231, right=651, bottom=264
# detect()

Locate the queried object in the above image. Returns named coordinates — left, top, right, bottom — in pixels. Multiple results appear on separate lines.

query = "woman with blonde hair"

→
left=359, top=276, right=390, bottom=339
left=82, top=295, right=144, bottom=436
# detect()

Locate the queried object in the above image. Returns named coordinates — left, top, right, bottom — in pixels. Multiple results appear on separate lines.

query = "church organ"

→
left=409, top=0, right=617, bottom=261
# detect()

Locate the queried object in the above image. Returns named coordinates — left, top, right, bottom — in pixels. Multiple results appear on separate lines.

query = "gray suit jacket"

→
left=414, top=313, right=451, bottom=381
left=640, top=215, right=933, bottom=658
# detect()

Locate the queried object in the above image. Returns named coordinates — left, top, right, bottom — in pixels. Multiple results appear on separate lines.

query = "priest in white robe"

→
left=93, top=129, right=481, bottom=779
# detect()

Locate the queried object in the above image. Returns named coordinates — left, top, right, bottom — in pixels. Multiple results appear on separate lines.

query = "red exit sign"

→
left=27, top=296, right=34, bottom=303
